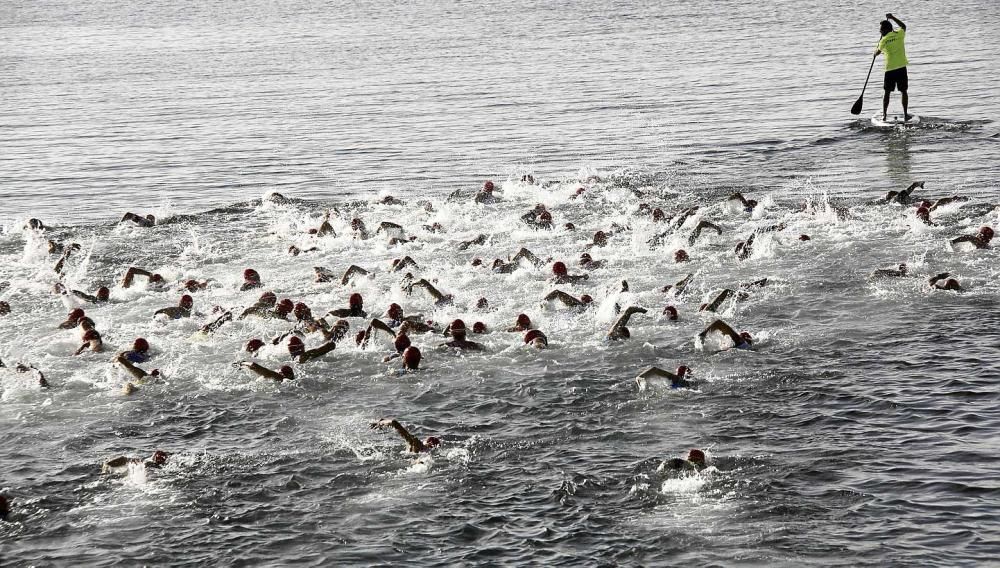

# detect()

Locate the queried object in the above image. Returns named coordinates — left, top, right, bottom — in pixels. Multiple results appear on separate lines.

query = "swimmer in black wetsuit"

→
left=102, top=450, right=169, bottom=473
left=121, top=212, right=156, bottom=227
left=698, top=319, right=753, bottom=350
left=951, top=226, right=993, bottom=249
left=370, top=418, right=440, bottom=453
left=607, top=306, right=648, bottom=341
left=636, top=365, right=692, bottom=390
left=236, top=361, right=295, bottom=382
left=928, top=272, right=962, bottom=291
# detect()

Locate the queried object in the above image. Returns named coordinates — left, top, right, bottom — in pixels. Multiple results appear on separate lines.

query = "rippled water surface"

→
left=2, top=0, right=1000, bottom=566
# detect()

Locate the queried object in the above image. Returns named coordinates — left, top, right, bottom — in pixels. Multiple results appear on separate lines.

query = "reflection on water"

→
left=884, top=130, right=914, bottom=186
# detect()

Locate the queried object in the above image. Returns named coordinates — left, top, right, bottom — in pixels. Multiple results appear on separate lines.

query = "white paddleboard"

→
left=871, top=113, right=920, bottom=128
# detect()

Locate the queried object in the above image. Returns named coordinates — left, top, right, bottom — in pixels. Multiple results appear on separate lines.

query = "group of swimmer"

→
left=1, top=167, right=994, bottom=513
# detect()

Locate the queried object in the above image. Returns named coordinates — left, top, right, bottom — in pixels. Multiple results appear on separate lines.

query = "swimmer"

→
left=154, top=294, right=194, bottom=319
left=458, top=234, right=488, bottom=250
left=699, top=289, right=735, bottom=312
left=350, top=218, right=371, bottom=240
left=688, top=220, right=724, bottom=246
left=474, top=297, right=492, bottom=312
left=328, top=293, right=368, bottom=318
left=524, top=329, right=548, bottom=349
left=472, top=321, right=487, bottom=334
left=0, top=494, right=8, bottom=520
left=735, top=233, right=756, bottom=261
left=657, top=449, right=708, bottom=474
left=579, top=253, right=606, bottom=270
left=475, top=181, right=500, bottom=204
left=407, top=279, right=453, bottom=306
left=0, top=301, right=8, bottom=316
left=290, top=336, right=338, bottom=364
left=102, top=450, right=169, bottom=474
left=740, top=278, right=769, bottom=290
left=928, top=196, right=968, bottom=211
left=116, top=352, right=161, bottom=381
left=121, top=266, right=166, bottom=289
left=75, top=329, right=104, bottom=355
left=422, top=222, right=444, bottom=233
left=55, top=283, right=111, bottom=304
left=58, top=308, right=86, bottom=329
left=551, top=261, right=588, bottom=284
left=391, top=256, right=420, bottom=273
left=589, top=230, right=609, bottom=248
left=120, top=212, right=156, bottom=227
left=236, top=361, right=295, bottom=382
left=311, top=211, right=337, bottom=237
left=637, top=365, right=692, bottom=389
left=870, top=263, right=908, bottom=279
left=314, top=266, right=337, bottom=283
left=674, top=250, right=690, bottom=263
left=370, top=418, right=440, bottom=453
left=180, top=279, right=209, bottom=293
left=377, top=195, right=406, bottom=205
left=440, top=319, right=484, bottom=351
left=521, top=174, right=535, bottom=184
left=543, top=289, right=593, bottom=308
left=662, top=305, right=679, bottom=321
left=200, top=310, right=233, bottom=333
left=376, top=221, right=406, bottom=238
left=241, top=268, right=263, bottom=291
left=606, top=306, right=648, bottom=341
left=288, top=245, right=319, bottom=256
left=53, top=244, right=83, bottom=275
left=915, top=205, right=934, bottom=226
left=698, top=319, right=753, bottom=350
left=876, top=181, right=924, bottom=205
left=384, top=303, right=433, bottom=332
left=662, top=274, right=694, bottom=296
left=11, top=362, right=48, bottom=388
left=951, top=226, right=994, bottom=249
left=728, top=192, right=759, bottom=213
left=123, top=337, right=151, bottom=363
left=341, top=265, right=370, bottom=285
left=506, top=313, right=533, bottom=332
left=928, top=272, right=962, bottom=291
left=25, top=218, right=47, bottom=231
left=670, top=207, right=699, bottom=229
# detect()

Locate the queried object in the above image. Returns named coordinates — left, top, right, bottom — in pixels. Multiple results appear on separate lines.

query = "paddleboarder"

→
left=875, top=13, right=910, bottom=121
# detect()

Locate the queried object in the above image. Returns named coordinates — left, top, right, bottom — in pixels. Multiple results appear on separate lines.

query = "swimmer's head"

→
left=476, top=297, right=489, bottom=310
left=580, top=253, right=593, bottom=265
left=746, top=199, right=758, bottom=210
left=349, top=293, right=363, bottom=308
left=515, top=313, right=531, bottom=330
left=133, top=338, right=150, bottom=353
left=293, top=302, right=311, bottom=321
left=880, top=19, right=893, bottom=35
left=943, top=278, right=962, bottom=291
left=674, top=250, right=689, bottom=263
left=27, top=218, right=45, bottom=230
left=618, top=328, right=631, bottom=339
left=145, top=214, right=155, bottom=224
left=799, top=234, right=810, bottom=241
left=243, top=268, right=260, bottom=283
left=276, top=299, right=294, bottom=316
left=652, top=208, right=665, bottom=221
left=687, top=449, right=707, bottom=467
left=676, top=365, right=689, bottom=377
left=351, top=218, right=364, bottom=230
left=68, top=308, right=85, bottom=322
left=394, top=333, right=411, bottom=353
left=259, top=291, right=277, bottom=306
left=246, top=338, right=265, bottom=353
left=448, top=319, right=467, bottom=338
left=552, top=262, right=568, bottom=276
left=403, top=346, right=421, bottom=370
left=472, top=321, right=487, bottom=334
left=150, top=273, right=164, bottom=284
left=471, top=257, right=483, bottom=267
left=279, top=366, right=295, bottom=380
left=180, top=295, right=194, bottom=309
left=564, top=222, right=576, bottom=231
left=539, top=211, right=552, bottom=222
left=83, top=329, right=101, bottom=342
left=580, top=294, right=593, bottom=304
left=387, top=303, right=403, bottom=320
left=663, top=305, right=678, bottom=320
left=740, top=331, right=753, bottom=344
left=576, top=187, right=586, bottom=196
left=980, top=226, right=994, bottom=241
left=735, top=241, right=746, bottom=255
left=482, top=180, right=494, bottom=192
left=287, top=336, right=305, bottom=357
left=78, top=317, right=96, bottom=330
left=423, top=435, right=441, bottom=449
left=491, top=259, right=505, bottom=270
left=152, top=450, right=168, bottom=465
left=524, top=329, right=547, bottom=348
left=593, top=231, right=608, bottom=246
left=916, top=206, right=930, bottom=219
left=97, top=287, right=111, bottom=301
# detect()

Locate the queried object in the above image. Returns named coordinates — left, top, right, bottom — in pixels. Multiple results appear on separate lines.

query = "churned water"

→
left=2, top=0, right=1000, bottom=566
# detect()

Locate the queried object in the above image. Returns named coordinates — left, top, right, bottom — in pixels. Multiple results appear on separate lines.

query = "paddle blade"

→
left=850, top=95, right=864, bottom=115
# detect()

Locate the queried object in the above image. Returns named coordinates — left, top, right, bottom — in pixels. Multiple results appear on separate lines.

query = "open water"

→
left=2, top=0, right=1000, bottom=566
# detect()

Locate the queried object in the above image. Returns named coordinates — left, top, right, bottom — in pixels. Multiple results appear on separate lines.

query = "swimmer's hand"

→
left=371, top=418, right=396, bottom=430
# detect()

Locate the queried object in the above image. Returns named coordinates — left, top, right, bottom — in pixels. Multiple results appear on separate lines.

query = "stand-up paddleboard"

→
left=871, top=113, right=920, bottom=128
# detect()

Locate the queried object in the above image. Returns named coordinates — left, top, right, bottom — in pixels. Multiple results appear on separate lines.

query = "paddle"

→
left=850, top=53, right=878, bottom=115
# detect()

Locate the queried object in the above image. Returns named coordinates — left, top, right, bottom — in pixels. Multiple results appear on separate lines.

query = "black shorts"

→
left=884, top=67, right=908, bottom=92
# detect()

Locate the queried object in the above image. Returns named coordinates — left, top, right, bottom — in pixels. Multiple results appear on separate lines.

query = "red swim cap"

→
left=564, top=223, right=576, bottom=231
left=449, top=319, right=466, bottom=335
left=515, top=313, right=531, bottom=328
left=288, top=336, right=305, bottom=356
left=483, top=181, right=494, bottom=191
left=349, top=293, right=363, bottom=308
left=133, top=338, right=150, bottom=352
left=676, top=365, right=689, bottom=377
left=259, top=291, right=277, bottom=305
left=740, top=331, right=753, bottom=344
left=524, top=329, right=546, bottom=345
left=552, top=262, right=568, bottom=276
left=279, top=366, right=295, bottom=380
left=246, top=338, right=265, bottom=353
left=387, top=303, right=403, bottom=320
left=68, top=308, right=85, bottom=321
left=594, top=230, right=607, bottom=244
left=180, top=295, right=194, bottom=309
left=293, top=302, right=311, bottom=319
left=152, top=450, right=168, bottom=465
left=403, top=346, right=421, bottom=370
left=799, top=234, right=810, bottom=241
left=663, top=305, right=678, bottom=320
left=243, top=269, right=260, bottom=282
left=276, top=299, right=294, bottom=314
left=424, top=435, right=440, bottom=448
left=351, top=218, right=363, bottom=230
left=540, top=211, right=552, bottom=222
left=687, top=449, right=706, bottom=466
left=97, top=287, right=111, bottom=301
left=472, top=321, right=487, bottom=334
left=580, top=294, right=593, bottom=304
left=980, top=226, right=994, bottom=239
left=576, top=187, right=586, bottom=195
left=394, top=333, right=411, bottom=353
left=150, top=274, right=164, bottom=283
left=476, top=297, right=488, bottom=309
left=83, top=329, right=101, bottom=341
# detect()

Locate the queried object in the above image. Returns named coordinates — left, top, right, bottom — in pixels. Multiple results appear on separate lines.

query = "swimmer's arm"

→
left=372, top=418, right=424, bottom=453
left=511, top=247, right=543, bottom=266
left=237, top=361, right=284, bottom=381
left=122, top=267, right=151, bottom=288
left=74, top=342, right=91, bottom=356
left=543, top=290, right=582, bottom=307
left=298, top=341, right=336, bottom=363
left=367, top=318, right=396, bottom=339
left=317, top=220, right=335, bottom=236
left=928, top=273, right=950, bottom=287
left=699, top=319, right=741, bottom=344
left=701, top=289, right=734, bottom=312
left=950, top=235, right=977, bottom=245
left=607, top=306, right=647, bottom=337
left=899, top=181, right=924, bottom=198
left=637, top=367, right=678, bottom=381
left=740, top=278, right=768, bottom=289
left=376, top=221, right=403, bottom=234
left=341, top=265, right=370, bottom=286
left=200, top=311, right=232, bottom=333
left=314, top=266, right=337, bottom=283
left=930, top=196, right=967, bottom=211
left=116, top=353, right=149, bottom=380
left=727, top=192, right=749, bottom=206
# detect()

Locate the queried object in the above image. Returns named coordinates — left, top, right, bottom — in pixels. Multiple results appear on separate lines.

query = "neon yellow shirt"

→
left=877, top=29, right=908, bottom=71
